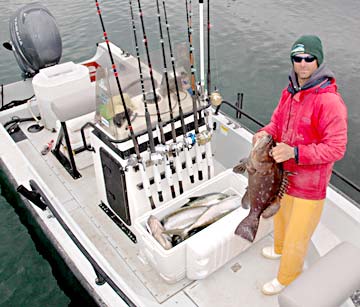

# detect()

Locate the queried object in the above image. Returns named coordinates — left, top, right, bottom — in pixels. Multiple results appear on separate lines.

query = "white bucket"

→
left=32, top=62, right=91, bottom=130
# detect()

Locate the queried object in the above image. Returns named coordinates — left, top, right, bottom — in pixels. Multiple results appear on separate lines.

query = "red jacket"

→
left=263, top=67, right=348, bottom=199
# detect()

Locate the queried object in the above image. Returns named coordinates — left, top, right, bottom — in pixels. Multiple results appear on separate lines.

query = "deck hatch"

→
left=100, top=147, right=131, bottom=226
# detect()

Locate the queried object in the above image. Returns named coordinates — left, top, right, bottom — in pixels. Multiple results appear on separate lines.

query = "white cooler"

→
left=32, top=61, right=92, bottom=130
left=135, top=169, right=273, bottom=284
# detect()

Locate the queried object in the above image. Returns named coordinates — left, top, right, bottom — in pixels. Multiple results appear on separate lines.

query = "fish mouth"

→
left=253, top=134, right=273, bottom=151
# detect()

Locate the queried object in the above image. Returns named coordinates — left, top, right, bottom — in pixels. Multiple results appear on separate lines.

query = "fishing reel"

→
left=196, top=130, right=212, bottom=145
left=184, top=133, right=196, bottom=149
left=155, top=143, right=170, bottom=156
left=125, top=154, right=139, bottom=171
left=210, top=90, right=222, bottom=107
left=150, top=151, right=163, bottom=165
left=169, top=141, right=184, bottom=154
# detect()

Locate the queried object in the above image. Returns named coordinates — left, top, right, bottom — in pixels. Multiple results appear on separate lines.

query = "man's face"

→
left=292, top=53, right=318, bottom=83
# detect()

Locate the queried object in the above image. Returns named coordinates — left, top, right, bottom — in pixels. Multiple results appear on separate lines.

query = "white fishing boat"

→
left=1, top=2, right=359, bottom=307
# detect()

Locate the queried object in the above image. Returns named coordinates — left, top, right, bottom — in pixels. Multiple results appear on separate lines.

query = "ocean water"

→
left=0, top=169, right=98, bottom=306
left=0, top=0, right=359, bottom=306
left=0, top=184, right=70, bottom=307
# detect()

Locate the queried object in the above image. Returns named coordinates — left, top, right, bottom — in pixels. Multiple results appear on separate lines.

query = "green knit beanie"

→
left=290, top=35, right=324, bottom=66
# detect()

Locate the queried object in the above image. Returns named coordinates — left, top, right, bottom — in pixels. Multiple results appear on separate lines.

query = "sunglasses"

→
left=292, top=55, right=316, bottom=63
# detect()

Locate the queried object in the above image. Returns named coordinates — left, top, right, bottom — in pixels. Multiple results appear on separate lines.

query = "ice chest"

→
left=135, top=169, right=273, bottom=284
left=32, top=61, right=93, bottom=130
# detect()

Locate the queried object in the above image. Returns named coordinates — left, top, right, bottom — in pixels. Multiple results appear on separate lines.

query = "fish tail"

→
left=234, top=214, right=259, bottom=242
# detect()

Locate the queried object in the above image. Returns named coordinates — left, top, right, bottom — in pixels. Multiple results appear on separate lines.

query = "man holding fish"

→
left=252, top=35, right=347, bottom=295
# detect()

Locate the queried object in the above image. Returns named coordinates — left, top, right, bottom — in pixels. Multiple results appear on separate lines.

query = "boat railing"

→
left=214, top=97, right=360, bottom=195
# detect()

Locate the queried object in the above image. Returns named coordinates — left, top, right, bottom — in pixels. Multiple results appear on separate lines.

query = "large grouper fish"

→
left=233, top=134, right=289, bottom=242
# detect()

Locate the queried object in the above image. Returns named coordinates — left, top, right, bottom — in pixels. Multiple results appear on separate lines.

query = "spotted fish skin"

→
left=233, top=134, right=287, bottom=242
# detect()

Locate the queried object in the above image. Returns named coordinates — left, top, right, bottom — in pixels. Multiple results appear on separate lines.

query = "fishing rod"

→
left=207, top=0, right=211, bottom=94
left=187, top=0, right=214, bottom=180
left=136, top=0, right=176, bottom=199
left=155, top=0, right=184, bottom=195
left=162, top=0, right=195, bottom=184
left=203, top=0, right=214, bottom=178
left=185, top=0, right=204, bottom=181
left=94, top=0, right=156, bottom=209
left=185, top=0, right=196, bottom=93
left=128, top=0, right=164, bottom=204
left=199, top=0, right=205, bottom=94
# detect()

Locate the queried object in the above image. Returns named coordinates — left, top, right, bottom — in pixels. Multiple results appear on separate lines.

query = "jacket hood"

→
left=288, top=63, right=336, bottom=94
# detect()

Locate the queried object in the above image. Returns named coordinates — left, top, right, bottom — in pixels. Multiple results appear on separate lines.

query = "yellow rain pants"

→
left=273, top=194, right=325, bottom=285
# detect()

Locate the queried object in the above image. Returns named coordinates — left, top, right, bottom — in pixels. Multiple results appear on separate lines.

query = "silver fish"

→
left=182, top=192, right=232, bottom=208
left=165, top=195, right=242, bottom=240
left=147, top=215, right=172, bottom=250
left=161, top=192, right=233, bottom=230
left=162, top=206, right=209, bottom=230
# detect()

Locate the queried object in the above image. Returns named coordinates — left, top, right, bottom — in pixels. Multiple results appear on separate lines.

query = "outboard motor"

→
left=4, top=2, right=62, bottom=78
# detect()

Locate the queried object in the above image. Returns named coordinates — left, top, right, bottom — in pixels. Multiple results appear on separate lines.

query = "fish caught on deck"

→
left=164, top=195, right=242, bottom=241
left=161, top=192, right=234, bottom=230
left=146, top=193, right=241, bottom=249
left=233, top=134, right=289, bottom=242
left=162, top=206, right=209, bottom=231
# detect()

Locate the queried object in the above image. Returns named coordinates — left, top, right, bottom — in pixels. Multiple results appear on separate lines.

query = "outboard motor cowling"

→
left=8, top=2, right=62, bottom=78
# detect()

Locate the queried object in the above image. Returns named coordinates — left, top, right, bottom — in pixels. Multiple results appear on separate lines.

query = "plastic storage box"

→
left=32, top=61, right=92, bottom=130
left=135, top=169, right=273, bottom=283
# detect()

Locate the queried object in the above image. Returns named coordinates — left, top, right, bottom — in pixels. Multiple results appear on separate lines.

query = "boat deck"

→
left=13, top=119, right=283, bottom=306
left=1, top=115, right=358, bottom=307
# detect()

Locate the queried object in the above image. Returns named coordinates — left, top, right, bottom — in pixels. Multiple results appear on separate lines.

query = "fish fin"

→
left=261, top=201, right=280, bottom=218
left=234, top=213, right=259, bottom=242
left=241, top=189, right=250, bottom=209
left=233, top=158, right=248, bottom=174
left=181, top=196, right=200, bottom=207
left=278, top=173, right=291, bottom=199
left=246, top=157, right=258, bottom=175
left=188, top=196, right=201, bottom=202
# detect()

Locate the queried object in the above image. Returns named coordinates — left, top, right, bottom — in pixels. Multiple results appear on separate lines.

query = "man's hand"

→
left=271, top=143, right=295, bottom=163
left=252, top=130, right=269, bottom=145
